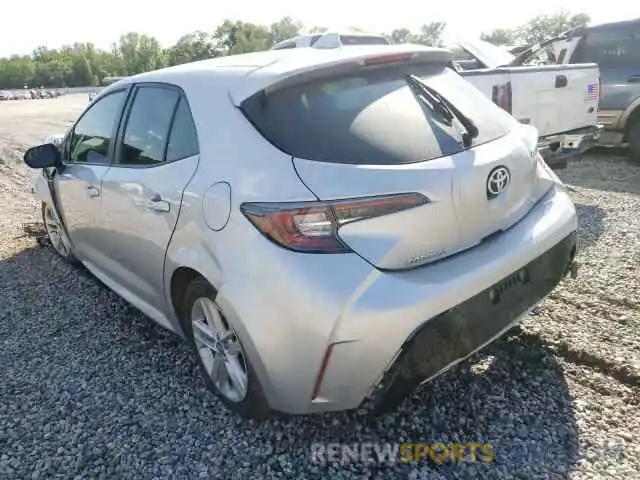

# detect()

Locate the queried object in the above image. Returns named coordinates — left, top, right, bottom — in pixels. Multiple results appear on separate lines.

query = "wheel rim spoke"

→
left=210, top=355, right=227, bottom=385
left=224, top=355, right=248, bottom=398
left=192, top=320, right=218, bottom=352
left=44, top=206, right=68, bottom=256
left=190, top=297, right=248, bottom=403
left=225, top=340, right=242, bottom=356
left=199, top=346, right=215, bottom=372
left=200, top=299, right=227, bottom=333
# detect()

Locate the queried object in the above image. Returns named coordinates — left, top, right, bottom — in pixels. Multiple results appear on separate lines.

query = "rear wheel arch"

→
left=622, top=97, right=640, bottom=139
left=171, top=270, right=273, bottom=418
left=624, top=106, right=640, bottom=159
left=170, top=266, right=204, bottom=330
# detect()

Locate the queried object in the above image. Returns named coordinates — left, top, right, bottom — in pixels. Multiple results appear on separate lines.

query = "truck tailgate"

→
left=461, top=63, right=600, bottom=138
left=505, top=64, right=599, bottom=137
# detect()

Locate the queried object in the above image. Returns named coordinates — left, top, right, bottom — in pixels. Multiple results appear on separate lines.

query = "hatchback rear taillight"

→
left=240, top=193, right=429, bottom=253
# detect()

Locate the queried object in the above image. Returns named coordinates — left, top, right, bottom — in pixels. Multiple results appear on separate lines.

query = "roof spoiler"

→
left=262, top=48, right=451, bottom=97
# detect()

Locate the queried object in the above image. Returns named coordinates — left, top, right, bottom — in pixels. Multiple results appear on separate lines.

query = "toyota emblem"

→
left=487, top=166, right=510, bottom=199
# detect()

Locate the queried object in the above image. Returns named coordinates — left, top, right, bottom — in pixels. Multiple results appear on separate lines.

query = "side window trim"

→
left=64, top=87, right=131, bottom=166
left=112, top=82, right=189, bottom=169
left=161, top=95, right=182, bottom=163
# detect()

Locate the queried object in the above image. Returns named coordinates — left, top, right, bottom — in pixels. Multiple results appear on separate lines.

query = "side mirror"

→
left=23, top=143, right=61, bottom=169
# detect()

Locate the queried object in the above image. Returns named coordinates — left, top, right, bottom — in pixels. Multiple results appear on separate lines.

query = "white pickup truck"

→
left=450, top=38, right=602, bottom=168
left=273, top=33, right=602, bottom=169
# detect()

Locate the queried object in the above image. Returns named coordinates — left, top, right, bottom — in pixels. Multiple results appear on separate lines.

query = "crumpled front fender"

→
left=31, top=170, right=52, bottom=204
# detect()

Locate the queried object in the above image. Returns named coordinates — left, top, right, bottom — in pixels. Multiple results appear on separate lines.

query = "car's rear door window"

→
left=117, top=86, right=180, bottom=166
left=165, top=97, right=199, bottom=162
left=241, top=64, right=517, bottom=165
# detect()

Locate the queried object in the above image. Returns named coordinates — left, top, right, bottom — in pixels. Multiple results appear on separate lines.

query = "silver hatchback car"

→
left=25, top=45, right=578, bottom=419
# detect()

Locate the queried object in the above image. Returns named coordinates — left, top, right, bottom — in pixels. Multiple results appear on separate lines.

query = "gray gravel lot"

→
left=1, top=95, right=638, bottom=479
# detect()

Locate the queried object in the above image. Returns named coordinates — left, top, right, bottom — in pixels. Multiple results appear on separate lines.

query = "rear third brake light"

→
left=360, top=53, right=417, bottom=66
left=240, top=193, right=429, bottom=253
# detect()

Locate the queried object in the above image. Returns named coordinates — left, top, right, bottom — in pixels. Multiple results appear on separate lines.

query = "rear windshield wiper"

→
left=405, top=73, right=479, bottom=148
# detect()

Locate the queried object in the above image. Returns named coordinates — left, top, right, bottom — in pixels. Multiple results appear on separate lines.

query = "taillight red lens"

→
left=240, top=193, right=429, bottom=253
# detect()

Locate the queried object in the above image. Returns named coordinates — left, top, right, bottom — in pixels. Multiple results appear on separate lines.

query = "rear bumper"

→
left=368, top=230, right=577, bottom=415
left=538, top=124, right=603, bottom=169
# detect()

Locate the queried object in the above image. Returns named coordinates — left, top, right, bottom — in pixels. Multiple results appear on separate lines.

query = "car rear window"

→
left=241, top=64, right=517, bottom=165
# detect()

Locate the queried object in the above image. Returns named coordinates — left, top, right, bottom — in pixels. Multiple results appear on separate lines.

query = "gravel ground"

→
left=0, top=95, right=638, bottom=479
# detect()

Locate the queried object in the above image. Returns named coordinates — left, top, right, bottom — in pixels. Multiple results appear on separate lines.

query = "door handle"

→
left=628, top=75, right=640, bottom=83
left=86, top=185, right=100, bottom=198
left=144, top=194, right=170, bottom=213
left=555, top=74, right=568, bottom=88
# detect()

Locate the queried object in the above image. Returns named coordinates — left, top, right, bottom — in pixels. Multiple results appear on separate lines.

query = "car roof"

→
left=104, top=44, right=450, bottom=104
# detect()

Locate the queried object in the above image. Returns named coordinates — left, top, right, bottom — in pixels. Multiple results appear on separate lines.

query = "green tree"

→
left=70, top=55, right=94, bottom=86
left=389, top=28, right=414, bottom=44
left=214, top=20, right=272, bottom=55
left=518, top=11, right=590, bottom=44
left=413, top=22, right=447, bottom=47
left=269, top=17, right=302, bottom=44
left=117, top=32, right=166, bottom=75
left=480, top=28, right=519, bottom=46
left=0, top=56, right=35, bottom=88
left=389, top=23, right=446, bottom=47
left=167, top=31, right=218, bottom=66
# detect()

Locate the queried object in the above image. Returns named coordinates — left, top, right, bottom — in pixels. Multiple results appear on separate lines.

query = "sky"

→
left=0, top=0, right=637, bottom=57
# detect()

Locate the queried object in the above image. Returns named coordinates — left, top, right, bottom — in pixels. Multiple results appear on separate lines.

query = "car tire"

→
left=182, top=277, right=273, bottom=419
left=41, top=201, right=79, bottom=264
left=628, top=115, right=640, bottom=161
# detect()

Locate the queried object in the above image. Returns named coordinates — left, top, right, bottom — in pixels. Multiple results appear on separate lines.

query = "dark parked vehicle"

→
left=552, top=19, right=640, bottom=158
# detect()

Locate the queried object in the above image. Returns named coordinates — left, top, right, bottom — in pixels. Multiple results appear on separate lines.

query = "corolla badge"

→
left=486, top=166, right=510, bottom=199
left=406, top=248, right=447, bottom=266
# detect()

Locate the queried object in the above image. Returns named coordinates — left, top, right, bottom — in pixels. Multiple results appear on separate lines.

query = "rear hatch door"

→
left=240, top=56, right=544, bottom=270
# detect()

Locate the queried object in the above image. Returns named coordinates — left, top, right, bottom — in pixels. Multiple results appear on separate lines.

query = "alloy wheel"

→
left=43, top=203, right=70, bottom=258
left=190, top=297, right=249, bottom=403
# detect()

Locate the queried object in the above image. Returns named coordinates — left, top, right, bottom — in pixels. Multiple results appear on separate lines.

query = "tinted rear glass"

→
left=241, top=64, right=517, bottom=165
left=340, top=35, right=389, bottom=46
left=573, top=23, right=640, bottom=68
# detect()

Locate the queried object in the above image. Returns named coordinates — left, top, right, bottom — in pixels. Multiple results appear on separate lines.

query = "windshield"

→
left=241, top=64, right=517, bottom=165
